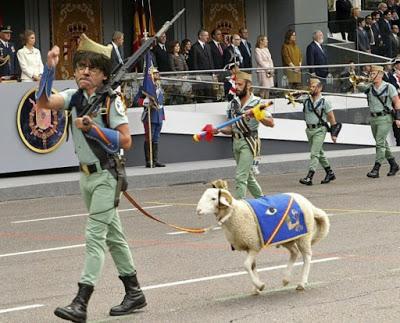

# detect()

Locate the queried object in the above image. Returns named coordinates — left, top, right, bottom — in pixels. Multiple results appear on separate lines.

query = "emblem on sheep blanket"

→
left=245, top=194, right=308, bottom=246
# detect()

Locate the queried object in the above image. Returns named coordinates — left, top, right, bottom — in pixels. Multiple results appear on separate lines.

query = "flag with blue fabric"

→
left=141, top=51, right=158, bottom=104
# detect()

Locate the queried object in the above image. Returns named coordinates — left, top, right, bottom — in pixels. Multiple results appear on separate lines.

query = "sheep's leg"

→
left=296, top=239, right=312, bottom=291
left=281, top=241, right=299, bottom=286
left=244, top=250, right=265, bottom=294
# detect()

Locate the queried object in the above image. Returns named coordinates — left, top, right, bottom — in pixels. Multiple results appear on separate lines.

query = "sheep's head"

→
left=196, top=188, right=233, bottom=219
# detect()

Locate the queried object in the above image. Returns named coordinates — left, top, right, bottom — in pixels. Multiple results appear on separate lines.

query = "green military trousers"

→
left=306, top=126, right=330, bottom=171
left=370, top=114, right=394, bottom=163
left=79, top=169, right=135, bottom=286
left=232, top=138, right=263, bottom=199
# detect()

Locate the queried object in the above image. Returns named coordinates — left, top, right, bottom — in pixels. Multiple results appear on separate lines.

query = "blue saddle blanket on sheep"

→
left=245, top=194, right=308, bottom=246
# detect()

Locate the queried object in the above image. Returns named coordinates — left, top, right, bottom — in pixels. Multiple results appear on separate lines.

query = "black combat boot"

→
left=367, top=162, right=381, bottom=178
left=152, top=143, right=165, bottom=167
left=299, top=170, right=315, bottom=186
left=54, top=283, right=94, bottom=323
left=109, top=273, right=147, bottom=316
left=321, top=167, right=336, bottom=184
left=387, top=158, right=399, bottom=176
left=144, top=142, right=153, bottom=168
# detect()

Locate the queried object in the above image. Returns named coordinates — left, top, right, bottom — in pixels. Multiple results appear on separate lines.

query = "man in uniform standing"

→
left=37, top=34, right=146, bottom=322
left=216, top=71, right=274, bottom=199
left=0, top=25, right=18, bottom=79
left=299, top=78, right=340, bottom=185
left=358, top=65, right=400, bottom=178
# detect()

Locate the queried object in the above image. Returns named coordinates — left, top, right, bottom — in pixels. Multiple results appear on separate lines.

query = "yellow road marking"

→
left=144, top=201, right=197, bottom=206
left=325, top=208, right=400, bottom=215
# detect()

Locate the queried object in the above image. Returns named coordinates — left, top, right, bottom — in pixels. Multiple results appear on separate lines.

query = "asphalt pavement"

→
left=1, top=163, right=399, bottom=322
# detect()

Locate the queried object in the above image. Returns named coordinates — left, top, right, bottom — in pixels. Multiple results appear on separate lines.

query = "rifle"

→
left=79, top=8, right=185, bottom=118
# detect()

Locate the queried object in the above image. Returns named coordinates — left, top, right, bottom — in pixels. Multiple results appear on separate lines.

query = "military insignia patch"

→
left=17, top=88, right=68, bottom=153
left=115, top=97, right=126, bottom=116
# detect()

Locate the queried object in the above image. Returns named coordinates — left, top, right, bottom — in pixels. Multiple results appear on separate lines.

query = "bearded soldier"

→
left=37, top=35, right=146, bottom=322
left=358, top=65, right=400, bottom=178
left=216, top=71, right=274, bottom=199
left=299, top=78, right=341, bottom=186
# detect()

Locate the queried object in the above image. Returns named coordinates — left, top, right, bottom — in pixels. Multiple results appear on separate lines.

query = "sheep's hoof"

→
left=282, top=279, right=290, bottom=286
left=296, top=284, right=305, bottom=291
left=258, top=283, right=265, bottom=291
left=252, top=288, right=261, bottom=295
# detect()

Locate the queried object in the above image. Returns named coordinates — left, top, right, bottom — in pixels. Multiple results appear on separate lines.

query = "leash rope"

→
left=123, top=191, right=213, bottom=234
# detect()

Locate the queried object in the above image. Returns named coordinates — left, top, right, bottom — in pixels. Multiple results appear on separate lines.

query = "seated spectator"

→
left=17, top=29, right=43, bottom=82
left=168, top=40, right=188, bottom=71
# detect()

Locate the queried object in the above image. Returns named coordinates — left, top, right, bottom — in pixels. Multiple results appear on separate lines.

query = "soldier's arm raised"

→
left=36, top=46, right=65, bottom=111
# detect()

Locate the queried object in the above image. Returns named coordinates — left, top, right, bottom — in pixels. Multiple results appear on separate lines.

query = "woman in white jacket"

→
left=255, top=35, right=274, bottom=98
left=17, top=30, right=43, bottom=82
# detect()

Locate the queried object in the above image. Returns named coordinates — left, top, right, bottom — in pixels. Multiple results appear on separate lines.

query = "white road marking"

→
left=0, top=304, right=44, bottom=314
left=142, top=257, right=340, bottom=290
left=11, top=205, right=172, bottom=224
left=0, top=244, right=85, bottom=258
left=167, top=227, right=221, bottom=235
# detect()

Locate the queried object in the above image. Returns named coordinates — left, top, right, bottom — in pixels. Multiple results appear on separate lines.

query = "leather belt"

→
left=306, top=123, right=323, bottom=129
left=80, top=160, right=114, bottom=176
left=370, top=111, right=388, bottom=117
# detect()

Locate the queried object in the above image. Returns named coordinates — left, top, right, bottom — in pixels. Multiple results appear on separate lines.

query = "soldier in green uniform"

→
left=216, top=71, right=274, bottom=199
left=358, top=65, right=400, bottom=178
left=37, top=35, right=146, bottom=322
left=299, top=78, right=339, bottom=185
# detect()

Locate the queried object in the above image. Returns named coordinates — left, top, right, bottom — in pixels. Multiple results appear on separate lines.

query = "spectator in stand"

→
left=347, top=7, right=361, bottom=42
left=0, top=25, right=18, bottom=79
left=371, top=11, right=385, bottom=55
left=209, top=28, right=225, bottom=70
left=168, top=40, right=188, bottom=71
left=109, top=31, right=124, bottom=72
left=281, top=29, right=302, bottom=88
left=17, top=29, right=43, bottom=82
left=306, top=30, right=328, bottom=79
left=364, top=15, right=376, bottom=49
left=238, top=27, right=252, bottom=68
left=356, top=18, right=371, bottom=52
left=387, top=0, right=397, bottom=11
left=223, top=34, right=244, bottom=68
left=180, top=38, right=191, bottom=65
left=335, top=0, right=353, bottom=40
left=254, top=35, right=274, bottom=98
left=379, top=10, right=393, bottom=57
left=152, top=33, right=171, bottom=71
left=188, top=29, right=214, bottom=70
left=388, top=56, right=400, bottom=145
left=360, top=64, right=372, bottom=77
left=377, top=2, right=388, bottom=16
left=391, top=9, right=400, bottom=26
left=389, top=24, right=400, bottom=57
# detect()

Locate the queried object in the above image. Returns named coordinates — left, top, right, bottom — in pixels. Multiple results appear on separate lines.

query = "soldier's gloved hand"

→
left=331, top=135, right=337, bottom=143
left=396, top=120, right=400, bottom=128
left=75, top=116, right=93, bottom=132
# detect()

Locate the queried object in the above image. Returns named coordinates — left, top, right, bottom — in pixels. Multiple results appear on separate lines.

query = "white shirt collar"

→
left=198, top=40, right=205, bottom=47
left=0, top=39, right=7, bottom=46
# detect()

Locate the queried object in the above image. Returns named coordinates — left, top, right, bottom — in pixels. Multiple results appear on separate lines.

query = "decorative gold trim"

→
left=16, top=87, right=68, bottom=154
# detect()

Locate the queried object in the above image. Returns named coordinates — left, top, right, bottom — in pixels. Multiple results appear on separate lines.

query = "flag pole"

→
left=147, top=106, right=153, bottom=168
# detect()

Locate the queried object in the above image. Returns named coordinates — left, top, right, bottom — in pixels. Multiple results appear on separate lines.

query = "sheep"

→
left=196, top=181, right=330, bottom=294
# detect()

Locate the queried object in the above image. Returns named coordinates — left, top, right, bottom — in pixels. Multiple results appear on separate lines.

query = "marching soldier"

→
left=37, top=35, right=146, bottom=322
left=299, top=78, right=341, bottom=185
left=0, top=25, right=18, bottom=79
left=358, top=65, right=400, bottom=178
left=216, top=71, right=274, bottom=199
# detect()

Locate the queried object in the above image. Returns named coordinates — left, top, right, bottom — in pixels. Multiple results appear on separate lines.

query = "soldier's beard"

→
left=237, top=88, right=248, bottom=99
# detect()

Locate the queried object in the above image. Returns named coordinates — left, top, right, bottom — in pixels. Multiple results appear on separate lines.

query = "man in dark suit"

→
left=238, top=27, right=252, bottom=68
left=389, top=24, right=400, bottom=58
left=378, top=10, right=393, bottom=57
left=209, top=28, right=225, bottom=70
left=188, top=29, right=214, bottom=70
left=385, top=57, right=400, bottom=145
left=356, top=18, right=371, bottom=52
left=109, top=31, right=124, bottom=72
left=0, top=25, right=18, bottom=79
left=152, top=32, right=171, bottom=71
left=306, top=30, right=328, bottom=78
left=371, top=11, right=385, bottom=55
left=223, top=34, right=244, bottom=68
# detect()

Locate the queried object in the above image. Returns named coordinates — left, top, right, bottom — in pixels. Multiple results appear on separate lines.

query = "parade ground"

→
left=1, top=153, right=400, bottom=323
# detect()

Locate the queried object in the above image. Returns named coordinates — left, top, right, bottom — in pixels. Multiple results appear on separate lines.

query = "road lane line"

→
left=0, top=304, right=44, bottom=314
left=0, top=244, right=85, bottom=258
left=142, top=257, right=340, bottom=290
left=11, top=205, right=172, bottom=224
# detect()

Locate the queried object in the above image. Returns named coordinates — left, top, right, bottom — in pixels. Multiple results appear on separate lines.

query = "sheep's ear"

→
left=219, top=189, right=233, bottom=208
